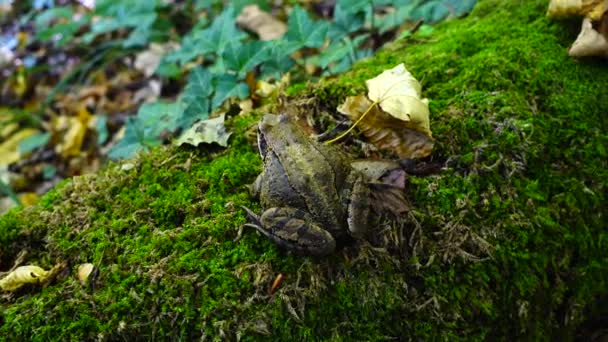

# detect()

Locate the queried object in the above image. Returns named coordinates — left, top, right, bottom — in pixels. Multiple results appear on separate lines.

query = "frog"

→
left=242, top=114, right=373, bottom=256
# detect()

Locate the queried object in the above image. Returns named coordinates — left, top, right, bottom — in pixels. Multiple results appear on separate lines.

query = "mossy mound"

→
left=1, top=0, right=607, bottom=340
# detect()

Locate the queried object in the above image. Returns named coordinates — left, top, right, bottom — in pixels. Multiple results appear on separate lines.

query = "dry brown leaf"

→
left=236, top=5, right=287, bottom=40
left=0, top=265, right=49, bottom=291
left=547, top=0, right=607, bottom=20
left=338, top=95, right=434, bottom=159
left=569, top=17, right=608, bottom=56
left=135, top=42, right=178, bottom=77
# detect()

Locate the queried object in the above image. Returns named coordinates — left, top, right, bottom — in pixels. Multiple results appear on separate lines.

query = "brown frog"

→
left=243, top=114, right=373, bottom=256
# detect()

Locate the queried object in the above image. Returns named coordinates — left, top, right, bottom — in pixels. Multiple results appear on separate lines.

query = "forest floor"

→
left=1, top=0, right=607, bottom=340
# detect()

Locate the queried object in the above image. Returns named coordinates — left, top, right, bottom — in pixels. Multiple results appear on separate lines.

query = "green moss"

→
left=2, top=0, right=607, bottom=340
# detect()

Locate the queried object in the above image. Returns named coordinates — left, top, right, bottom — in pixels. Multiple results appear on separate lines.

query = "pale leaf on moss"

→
left=174, top=114, right=231, bottom=147
left=366, top=63, right=431, bottom=137
left=0, top=265, right=49, bottom=291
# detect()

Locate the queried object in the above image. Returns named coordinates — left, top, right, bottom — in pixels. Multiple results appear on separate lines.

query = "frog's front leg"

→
left=342, top=172, right=371, bottom=239
left=243, top=207, right=336, bottom=256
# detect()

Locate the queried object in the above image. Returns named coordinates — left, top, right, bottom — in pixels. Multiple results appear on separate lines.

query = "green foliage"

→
left=82, top=0, right=158, bottom=47
left=284, top=6, right=329, bottom=50
left=34, top=7, right=89, bottom=47
left=164, top=7, right=246, bottom=66
left=108, top=101, right=184, bottom=159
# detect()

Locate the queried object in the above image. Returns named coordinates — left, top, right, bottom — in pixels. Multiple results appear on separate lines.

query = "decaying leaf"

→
left=338, top=93, right=434, bottom=159
left=569, top=16, right=608, bottom=56
left=77, top=263, right=94, bottom=285
left=237, top=5, right=287, bottom=41
left=255, top=73, right=291, bottom=98
left=174, top=114, right=232, bottom=147
left=134, top=42, right=178, bottom=77
left=547, top=0, right=607, bottom=20
left=365, top=63, right=431, bottom=137
left=53, top=105, right=93, bottom=158
left=0, top=265, right=49, bottom=291
left=0, top=128, right=40, bottom=166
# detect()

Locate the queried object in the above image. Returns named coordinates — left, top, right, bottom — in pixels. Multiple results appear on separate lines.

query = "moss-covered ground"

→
left=1, top=0, right=607, bottom=340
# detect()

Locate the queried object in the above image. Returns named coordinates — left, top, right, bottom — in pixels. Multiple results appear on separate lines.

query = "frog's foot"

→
left=247, top=207, right=336, bottom=256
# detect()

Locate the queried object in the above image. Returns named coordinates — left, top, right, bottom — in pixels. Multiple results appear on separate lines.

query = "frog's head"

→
left=256, top=114, right=290, bottom=158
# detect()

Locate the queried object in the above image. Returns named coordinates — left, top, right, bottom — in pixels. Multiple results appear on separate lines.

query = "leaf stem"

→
left=324, top=100, right=379, bottom=145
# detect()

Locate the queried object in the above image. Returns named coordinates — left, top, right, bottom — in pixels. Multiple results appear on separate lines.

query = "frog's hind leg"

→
left=252, top=207, right=336, bottom=256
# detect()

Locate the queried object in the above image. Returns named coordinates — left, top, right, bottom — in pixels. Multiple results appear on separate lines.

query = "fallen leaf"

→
left=0, top=128, right=40, bottom=166
left=569, top=17, right=608, bottom=57
left=236, top=5, right=287, bottom=41
left=337, top=94, right=434, bottom=158
left=174, top=114, right=232, bottom=147
left=135, top=42, right=178, bottom=77
left=77, top=263, right=94, bottom=285
left=19, top=192, right=39, bottom=206
left=547, top=0, right=606, bottom=20
left=255, top=73, right=291, bottom=98
left=0, top=265, right=49, bottom=291
left=133, top=79, right=161, bottom=103
left=54, top=105, right=93, bottom=158
left=365, top=63, right=431, bottom=137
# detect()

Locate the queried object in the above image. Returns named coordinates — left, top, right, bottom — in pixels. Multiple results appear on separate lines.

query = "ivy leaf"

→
left=82, top=0, right=158, bottom=47
left=165, top=7, right=247, bottom=65
left=285, top=6, right=329, bottom=50
left=411, top=0, right=478, bottom=23
left=376, top=5, right=415, bottom=33
left=261, top=41, right=296, bottom=78
left=310, top=34, right=369, bottom=75
left=109, top=101, right=184, bottom=159
left=178, top=67, right=212, bottom=127
left=212, top=74, right=249, bottom=109
left=222, top=41, right=271, bottom=78
left=328, top=3, right=365, bottom=40
left=336, top=0, right=370, bottom=15
left=35, top=7, right=89, bottom=46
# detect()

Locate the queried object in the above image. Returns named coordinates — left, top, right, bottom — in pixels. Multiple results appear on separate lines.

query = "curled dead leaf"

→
left=236, top=5, right=287, bottom=41
left=569, top=16, right=608, bottom=56
left=53, top=105, right=93, bottom=158
left=0, top=265, right=49, bottom=291
left=338, top=94, right=434, bottom=158
left=547, top=0, right=607, bottom=20
left=77, top=263, right=94, bottom=285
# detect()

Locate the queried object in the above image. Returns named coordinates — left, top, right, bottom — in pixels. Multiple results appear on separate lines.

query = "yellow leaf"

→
left=0, top=265, right=49, bottom=291
left=19, top=192, right=39, bottom=206
left=338, top=95, right=434, bottom=158
left=0, top=128, right=39, bottom=167
left=365, top=63, right=432, bottom=137
left=54, top=105, right=92, bottom=158
left=547, top=0, right=606, bottom=20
